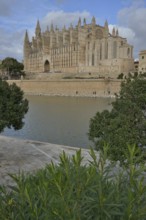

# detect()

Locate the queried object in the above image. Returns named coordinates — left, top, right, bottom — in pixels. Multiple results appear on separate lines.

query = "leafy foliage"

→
left=139, top=72, right=146, bottom=78
left=119, top=77, right=146, bottom=110
left=0, top=79, right=28, bottom=132
left=89, top=77, right=146, bottom=162
left=0, top=147, right=146, bottom=220
left=0, top=57, right=24, bottom=79
left=117, top=72, right=124, bottom=79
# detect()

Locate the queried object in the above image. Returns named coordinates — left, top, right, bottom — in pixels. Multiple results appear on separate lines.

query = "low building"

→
left=139, top=50, right=146, bottom=74
left=134, top=60, right=139, bottom=72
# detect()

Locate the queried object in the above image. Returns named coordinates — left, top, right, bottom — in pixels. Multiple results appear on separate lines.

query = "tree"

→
left=0, top=79, right=28, bottom=132
left=117, top=72, right=124, bottom=79
left=88, top=77, right=146, bottom=162
left=118, top=77, right=146, bottom=110
left=0, top=57, right=24, bottom=79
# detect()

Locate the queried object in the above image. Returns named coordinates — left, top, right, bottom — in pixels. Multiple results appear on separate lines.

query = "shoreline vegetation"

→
left=2, top=77, right=146, bottom=218
left=1, top=137, right=146, bottom=219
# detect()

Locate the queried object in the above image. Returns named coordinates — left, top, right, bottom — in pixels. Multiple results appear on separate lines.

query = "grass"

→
left=0, top=145, right=146, bottom=220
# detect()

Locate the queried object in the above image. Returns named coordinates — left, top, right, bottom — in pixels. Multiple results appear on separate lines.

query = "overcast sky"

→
left=0, top=0, right=146, bottom=61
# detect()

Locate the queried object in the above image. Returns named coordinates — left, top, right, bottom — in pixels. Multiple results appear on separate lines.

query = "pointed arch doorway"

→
left=44, top=60, right=50, bottom=72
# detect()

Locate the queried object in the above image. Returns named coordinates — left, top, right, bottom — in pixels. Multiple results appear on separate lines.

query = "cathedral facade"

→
left=24, top=17, right=134, bottom=77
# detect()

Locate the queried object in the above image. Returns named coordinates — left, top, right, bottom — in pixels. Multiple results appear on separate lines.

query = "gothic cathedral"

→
left=24, top=17, right=134, bottom=78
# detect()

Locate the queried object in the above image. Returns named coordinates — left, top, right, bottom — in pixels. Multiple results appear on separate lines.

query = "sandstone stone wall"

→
left=8, top=79, right=121, bottom=97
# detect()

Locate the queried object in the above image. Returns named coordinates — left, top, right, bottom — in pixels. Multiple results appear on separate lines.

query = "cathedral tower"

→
left=104, top=20, right=109, bottom=37
left=24, top=30, right=31, bottom=57
left=35, top=20, right=41, bottom=38
left=23, top=30, right=31, bottom=72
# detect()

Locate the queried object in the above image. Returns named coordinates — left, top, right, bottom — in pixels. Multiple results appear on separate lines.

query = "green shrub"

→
left=0, top=146, right=146, bottom=220
left=88, top=77, right=146, bottom=163
left=139, top=72, right=146, bottom=78
left=117, top=73, right=124, bottom=79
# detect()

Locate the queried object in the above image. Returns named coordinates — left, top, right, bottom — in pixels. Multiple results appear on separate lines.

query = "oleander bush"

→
left=0, top=146, right=146, bottom=220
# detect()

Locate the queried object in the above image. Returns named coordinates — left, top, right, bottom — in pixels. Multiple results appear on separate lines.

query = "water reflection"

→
left=3, top=96, right=113, bottom=148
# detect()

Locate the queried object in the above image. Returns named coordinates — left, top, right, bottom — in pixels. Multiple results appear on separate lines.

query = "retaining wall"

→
left=7, top=79, right=122, bottom=97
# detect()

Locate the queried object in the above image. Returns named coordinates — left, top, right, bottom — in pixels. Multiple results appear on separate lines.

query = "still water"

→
left=3, top=96, right=112, bottom=148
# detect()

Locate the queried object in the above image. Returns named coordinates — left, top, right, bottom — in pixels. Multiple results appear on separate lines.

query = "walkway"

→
left=0, top=135, right=95, bottom=187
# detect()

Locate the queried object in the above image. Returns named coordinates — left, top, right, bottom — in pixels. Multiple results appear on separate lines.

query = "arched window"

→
left=92, top=54, right=94, bottom=66
left=88, top=54, right=89, bottom=66
left=44, top=60, right=50, bottom=72
left=105, top=42, right=108, bottom=59
left=127, top=48, right=130, bottom=56
left=113, top=41, right=117, bottom=58
left=100, top=44, right=102, bottom=60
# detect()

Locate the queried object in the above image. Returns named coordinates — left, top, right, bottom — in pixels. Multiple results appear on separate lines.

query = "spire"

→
left=35, top=20, right=41, bottom=37
left=32, top=36, right=35, bottom=43
left=78, top=17, right=81, bottom=27
left=92, top=16, right=96, bottom=25
left=112, top=27, right=115, bottom=36
left=36, top=20, right=40, bottom=30
left=104, top=20, right=108, bottom=27
left=50, top=23, right=54, bottom=32
left=46, top=25, right=49, bottom=32
left=55, top=25, right=58, bottom=31
left=104, top=20, right=109, bottom=37
left=24, top=30, right=29, bottom=43
left=24, top=30, right=31, bottom=57
left=70, top=23, right=73, bottom=29
left=32, top=36, right=36, bottom=49
left=83, top=18, right=86, bottom=26
left=63, top=25, right=66, bottom=31
left=116, top=28, right=119, bottom=36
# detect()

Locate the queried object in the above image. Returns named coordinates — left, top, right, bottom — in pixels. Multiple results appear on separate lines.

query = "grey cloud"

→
left=0, top=0, right=16, bottom=17
left=0, top=28, right=25, bottom=61
left=41, top=10, right=92, bottom=30
left=121, top=0, right=145, bottom=8
left=117, top=1, right=146, bottom=58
